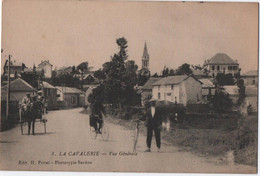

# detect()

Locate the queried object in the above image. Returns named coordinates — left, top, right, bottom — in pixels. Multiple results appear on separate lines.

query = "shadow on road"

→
left=21, top=132, right=57, bottom=136
left=0, top=140, right=20, bottom=143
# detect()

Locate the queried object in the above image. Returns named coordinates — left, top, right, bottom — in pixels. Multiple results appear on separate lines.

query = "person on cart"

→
left=21, top=93, right=32, bottom=112
left=140, top=98, right=162, bottom=152
left=89, top=98, right=106, bottom=134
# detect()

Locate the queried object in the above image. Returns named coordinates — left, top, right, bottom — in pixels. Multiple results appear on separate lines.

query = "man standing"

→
left=141, top=98, right=162, bottom=152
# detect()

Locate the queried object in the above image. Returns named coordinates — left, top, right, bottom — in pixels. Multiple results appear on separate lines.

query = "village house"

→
left=1, top=78, right=36, bottom=102
left=152, top=75, right=202, bottom=106
left=199, top=78, right=215, bottom=101
left=207, top=53, right=239, bottom=78
left=1, top=78, right=36, bottom=116
left=141, top=77, right=162, bottom=105
left=191, top=68, right=206, bottom=79
left=56, top=66, right=73, bottom=76
left=241, top=70, right=258, bottom=86
left=38, top=60, right=53, bottom=78
left=23, top=66, right=43, bottom=75
left=3, top=60, right=26, bottom=78
left=42, top=81, right=57, bottom=110
left=56, top=86, right=85, bottom=108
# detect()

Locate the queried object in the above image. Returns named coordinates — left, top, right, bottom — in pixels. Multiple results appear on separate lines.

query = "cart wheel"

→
left=101, top=124, right=109, bottom=141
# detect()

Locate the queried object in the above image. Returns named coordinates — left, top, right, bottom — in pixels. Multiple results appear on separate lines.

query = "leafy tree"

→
left=162, top=66, right=169, bottom=77
left=137, top=72, right=149, bottom=86
left=72, top=66, right=77, bottom=74
left=237, top=78, right=246, bottom=105
left=152, top=73, right=159, bottom=77
left=91, top=37, right=140, bottom=109
left=51, top=73, right=81, bottom=88
left=215, top=73, right=235, bottom=86
left=77, top=62, right=89, bottom=73
left=176, top=63, right=193, bottom=75
left=213, top=87, right=232, bottom=113
left=94, top=69, right=106, bottom=81
left=20, top=72, right=39, bottom=88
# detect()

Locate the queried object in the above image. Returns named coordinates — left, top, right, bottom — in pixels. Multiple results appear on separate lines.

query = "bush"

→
left=234, top=116, right=257, bottom=166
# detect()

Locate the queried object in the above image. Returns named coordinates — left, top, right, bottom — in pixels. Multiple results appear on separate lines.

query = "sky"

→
left=1, top=0, right=258, bottom=74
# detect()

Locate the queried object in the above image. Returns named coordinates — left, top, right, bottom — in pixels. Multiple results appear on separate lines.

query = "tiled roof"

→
left=1, top=78, right=34, bottom=92
left=42, top=81, right=56, bottom=89
left=142, top=77, right=162, bottom=90
left=4, top=60, right=23, bottom=67
left=208, top=53, right=238, bottom=65
left=38, top=60, right=53, bottom=67
left=199, top=78, right=215, bottom=88
left=223, top=86, right=239, bottom=95
left=243, top=70, right=258, bottom=76
left=153, top=75, right=188, bottom=86
left=192, top=68, right=205, bottom=76
left=56, top=86, right=84, bottom=94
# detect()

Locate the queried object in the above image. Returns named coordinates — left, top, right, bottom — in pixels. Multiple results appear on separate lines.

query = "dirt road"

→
left=0, top=108, right=256, bottom=173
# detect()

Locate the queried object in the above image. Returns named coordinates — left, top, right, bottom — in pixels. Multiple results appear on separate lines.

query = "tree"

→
left=152, top=73, right=159, bottom=77
left=51, top=73, right=81, bottom=88
left=213, top=87, right=232, bottom=113
left=237, top=78, right=246, bottom=105
left=215, top=73, right=235, bottom=86
left=20, top=72, right=39, bottom=88
left=94, top=69, right=106, bottom=81
left=91, top=37, right=140, bottom=109
left=176, top=63, right=193, bottom=75
left=77, top=62, right=89, bottom=73
left=137, top=72, right=149, bottom=86
left=72, top=66, right=76, bottom=74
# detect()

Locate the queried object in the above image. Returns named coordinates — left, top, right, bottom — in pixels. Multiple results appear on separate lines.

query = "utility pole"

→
left=6, top=55, right=11, bottom=119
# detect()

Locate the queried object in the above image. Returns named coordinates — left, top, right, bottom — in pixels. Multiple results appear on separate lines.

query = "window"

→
left=233, top=66, right=237, bottom=70
left=228, top=66, right=232, bottom=70
left=212, top=73, right=215, bottom=78
left=158, top=85, right=160, bottom=91
left=253, top=80, right=256, bottom=84
left=212, top=66, right=215, bottom=70
left=158, top=93, right=161, bottom=100
left=171, top=85, right=174, bottom=90
left=217, top=65, right=220, bottom=71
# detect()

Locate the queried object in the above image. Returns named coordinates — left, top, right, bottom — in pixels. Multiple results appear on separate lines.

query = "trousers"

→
left=146, top=123, right=161, bottom=149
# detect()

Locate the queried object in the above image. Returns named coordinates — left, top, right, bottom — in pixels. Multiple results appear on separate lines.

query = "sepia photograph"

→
left=0, top=0, right=258, bottom=174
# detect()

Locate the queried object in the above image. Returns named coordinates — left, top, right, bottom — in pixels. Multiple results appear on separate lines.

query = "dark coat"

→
left=141, top=107, right=162, bottom=128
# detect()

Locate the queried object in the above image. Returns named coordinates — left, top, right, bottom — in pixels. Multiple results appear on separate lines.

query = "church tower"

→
left=142, top=42, right=149, bottom=70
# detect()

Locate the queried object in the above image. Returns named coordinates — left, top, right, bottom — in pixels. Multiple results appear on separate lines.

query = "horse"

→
left=21, top=100, right=43, bottom=135
left=21, top=102, right=35, bottom=135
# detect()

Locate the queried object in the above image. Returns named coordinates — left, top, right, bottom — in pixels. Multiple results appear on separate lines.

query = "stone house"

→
left=141, top=77, right=162, bottom=105
left=3, top=60, right=25, bottom=78
left=56, top=86, right=85, bottom=108
left=241, top=70, right=258, bottom=86
left=42, top=81, right=57, bottom=110
left=199, top=78, right=215, bottom=101
left=38, top=60, right=53, bottom=78
left=207, top=53, right=239, bottom=78
left=152, top=75, right=202, bottom=106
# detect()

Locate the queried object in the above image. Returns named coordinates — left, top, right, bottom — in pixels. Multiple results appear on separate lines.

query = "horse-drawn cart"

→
left=19, top=102, right=47, bottom=135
